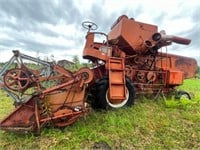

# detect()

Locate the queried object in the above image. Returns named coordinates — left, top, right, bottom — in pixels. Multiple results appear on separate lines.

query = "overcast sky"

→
left=0, top=0, right=199, bottom=64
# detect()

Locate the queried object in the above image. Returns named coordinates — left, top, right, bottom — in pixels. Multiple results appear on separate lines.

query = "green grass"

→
left=0, top=79, right=200, bottom=149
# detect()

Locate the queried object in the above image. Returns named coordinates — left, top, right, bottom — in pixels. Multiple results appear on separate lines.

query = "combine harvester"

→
left=0, top=15, right=197, bottom=133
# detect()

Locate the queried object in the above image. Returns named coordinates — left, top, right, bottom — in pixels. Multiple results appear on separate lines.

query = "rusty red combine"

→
left=0, top=15, right=197, bottom=133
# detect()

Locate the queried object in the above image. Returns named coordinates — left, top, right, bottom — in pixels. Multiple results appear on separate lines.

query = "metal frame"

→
left=0, top=50, right=52, bottom=103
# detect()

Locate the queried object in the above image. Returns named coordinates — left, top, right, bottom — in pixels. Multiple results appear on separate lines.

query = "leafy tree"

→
left=71, top=55, right=81, bottom=70
left=67, top=55, right=92, bottom=71
left=72, top=55, right=80, bottom=64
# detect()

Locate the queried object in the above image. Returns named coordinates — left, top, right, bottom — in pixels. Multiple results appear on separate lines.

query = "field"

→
left=0, top=79, right=199, bottom=149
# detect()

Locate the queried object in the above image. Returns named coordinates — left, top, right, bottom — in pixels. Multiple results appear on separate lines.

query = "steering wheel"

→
left=82, top=21, right=98, bottom=31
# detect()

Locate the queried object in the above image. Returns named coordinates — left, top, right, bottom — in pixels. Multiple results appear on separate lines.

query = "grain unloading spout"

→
left=152, top=30, right=191, bottom=45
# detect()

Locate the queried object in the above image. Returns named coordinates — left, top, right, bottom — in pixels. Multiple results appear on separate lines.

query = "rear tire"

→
left=175, top=90, right=191, bottom=100
left=90, top=76, right=135, bottom=110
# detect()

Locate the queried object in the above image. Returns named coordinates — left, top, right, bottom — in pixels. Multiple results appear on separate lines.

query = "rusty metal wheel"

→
left=53, top=108, right=83, bottom=127
left=3, top=68, right=30, bottom=91
left=53, top=114, right=81, bottom=127
left=53, top=112, right=82, bottom=127
left=125, top=65, right=132, bottom=79
left=136, top=71, right=146, bottom=82
left=147, top=71, right=157, bottom=82
left=75, top=67, right=94, bottom=84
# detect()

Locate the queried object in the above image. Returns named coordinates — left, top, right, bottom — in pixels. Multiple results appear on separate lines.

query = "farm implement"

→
left=0, top=15, right=197, bottom=133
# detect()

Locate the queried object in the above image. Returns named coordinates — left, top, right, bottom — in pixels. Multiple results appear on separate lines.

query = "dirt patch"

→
left=92, top=141, right=111, bottom=150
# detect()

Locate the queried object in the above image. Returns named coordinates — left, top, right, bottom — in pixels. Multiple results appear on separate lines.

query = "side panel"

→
left=167, top=70, right=183, bottom=85
left=156, top=53, right=197, bottom=79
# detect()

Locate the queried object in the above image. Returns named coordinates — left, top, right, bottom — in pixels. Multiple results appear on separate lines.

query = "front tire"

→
left=91, top=76, right=135, bottom=109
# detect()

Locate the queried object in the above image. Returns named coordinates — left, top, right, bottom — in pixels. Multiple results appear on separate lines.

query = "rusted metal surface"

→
left=0, top=51, right=93, bottom=133
left=83, top=14, right=197, bottom=101
left=0, top=96, right=36, bottom=132
left=0, top=15, right=198, bottom=133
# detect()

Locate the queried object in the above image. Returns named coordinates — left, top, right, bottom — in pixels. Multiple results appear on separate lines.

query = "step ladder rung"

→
left=110, top=82, right=124, bottom=85
left=110, top=68, right=123, bottom=71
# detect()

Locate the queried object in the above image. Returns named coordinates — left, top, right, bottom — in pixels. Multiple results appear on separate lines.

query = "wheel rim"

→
left=106, top=88, right=129, bottom=108
left=4, top=68, right=30, bottom=91
left=180, top=94, right=190, bottom=100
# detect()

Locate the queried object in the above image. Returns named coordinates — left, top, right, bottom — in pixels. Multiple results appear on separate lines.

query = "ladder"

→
left=107, top=57, right=126, bottom=103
